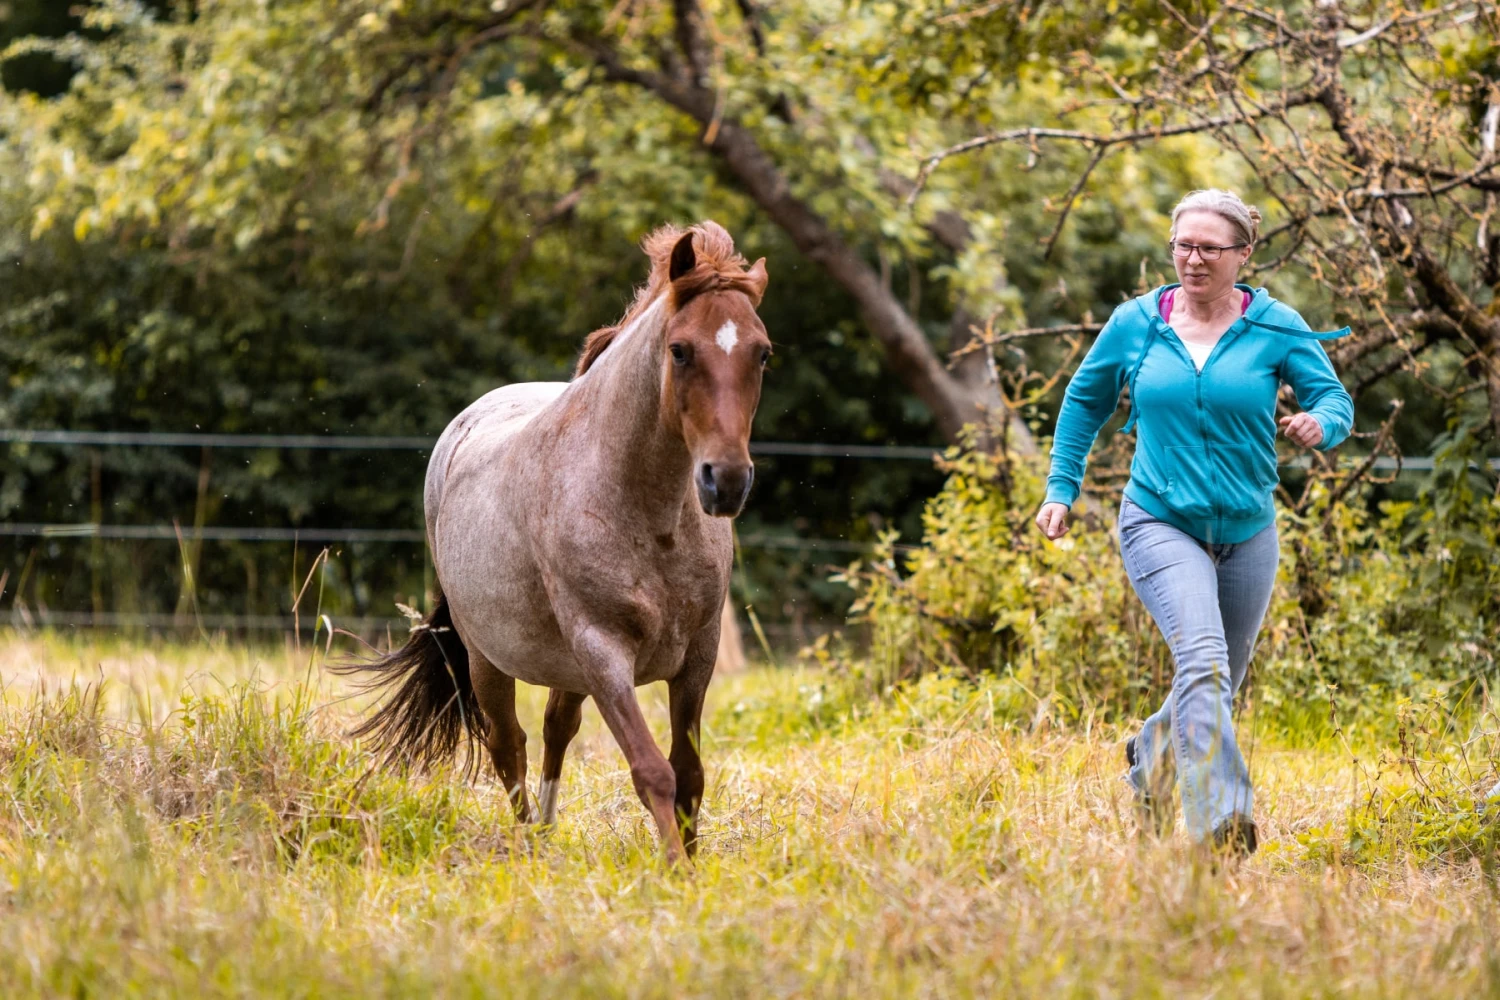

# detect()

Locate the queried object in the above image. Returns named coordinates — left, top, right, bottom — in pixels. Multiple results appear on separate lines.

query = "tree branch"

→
left=1041, top=143, right=1113, bottom=261
left=948, top=322, right=1105, bottom=366
left=571, top=32, right=1023, bottom=447
left=672, top=0, right=713, bottom=86
left=734, top=0, right=767, bottom=56
left=909, top=87, right=1320, bottom=204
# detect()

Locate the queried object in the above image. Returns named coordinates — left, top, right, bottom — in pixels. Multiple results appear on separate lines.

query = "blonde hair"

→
left=1169, top=189, right=1262, bottom=247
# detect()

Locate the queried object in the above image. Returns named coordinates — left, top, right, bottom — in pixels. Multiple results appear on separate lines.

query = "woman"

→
left=1034, top=189, right=1354, bottom=856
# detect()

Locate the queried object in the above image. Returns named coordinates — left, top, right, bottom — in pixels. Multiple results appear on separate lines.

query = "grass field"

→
left=2, top=630, right=1498, bottom=998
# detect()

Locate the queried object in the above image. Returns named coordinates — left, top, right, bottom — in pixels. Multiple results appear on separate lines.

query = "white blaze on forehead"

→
left=714, top=319, right=740, bottom=355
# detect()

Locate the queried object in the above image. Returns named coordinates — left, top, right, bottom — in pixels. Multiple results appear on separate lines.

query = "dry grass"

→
left=1, top=630, right=1497, bottom=998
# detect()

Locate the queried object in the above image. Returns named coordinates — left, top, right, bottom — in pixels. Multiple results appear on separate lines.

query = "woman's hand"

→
left=1278, top=412, right=1324, bottom=449
left=1035, top=502, right=1070, bottom=540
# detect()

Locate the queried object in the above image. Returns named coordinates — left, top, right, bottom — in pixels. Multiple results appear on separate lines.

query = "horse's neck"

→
left=574, top=296, right=694, bottom=524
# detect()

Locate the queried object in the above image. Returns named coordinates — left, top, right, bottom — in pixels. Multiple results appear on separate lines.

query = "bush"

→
left=840, top=435, right=1169, bottom=722
left=842, top=423, right=1500, bottom=725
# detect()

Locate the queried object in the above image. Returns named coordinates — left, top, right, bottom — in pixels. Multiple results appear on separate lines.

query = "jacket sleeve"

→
left=1044, top=309, right=1131, bottom=507
left=1281, top=336, right=1354, bottom=452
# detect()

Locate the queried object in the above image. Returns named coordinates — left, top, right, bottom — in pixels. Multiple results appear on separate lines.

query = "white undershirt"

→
left=1183, top=338, right=1220, bottom=371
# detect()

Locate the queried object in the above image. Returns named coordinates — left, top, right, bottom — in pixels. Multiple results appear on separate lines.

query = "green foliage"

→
left=1272, top=422, right=1500, bottom=714
left=846, top=427, right=1500, bottom=724
left=0, top=0, right=1237, bottom=629
left=1298, top=696, right=1500, bottom=868
left=843, top=433, right=1169, bottom=722
left=0, top=0, right=1491, bottom=639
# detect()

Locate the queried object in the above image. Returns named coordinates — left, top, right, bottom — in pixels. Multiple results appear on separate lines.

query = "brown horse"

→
left=337, top=221, right=770, bottom=862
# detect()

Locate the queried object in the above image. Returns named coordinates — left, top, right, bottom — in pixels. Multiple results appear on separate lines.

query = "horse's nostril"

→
left=700, top=463, right=714, bottom=485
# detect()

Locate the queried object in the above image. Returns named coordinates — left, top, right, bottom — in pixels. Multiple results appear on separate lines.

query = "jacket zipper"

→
left=1196, top=325, right=1244, bottom=533
left=1165, top=322, right=1236, bottom=531
left=1196, top=366, right=1221, bottom=529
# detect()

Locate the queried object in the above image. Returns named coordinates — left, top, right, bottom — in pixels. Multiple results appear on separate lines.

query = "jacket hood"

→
left=1131, top=283, right=1350, bottom=340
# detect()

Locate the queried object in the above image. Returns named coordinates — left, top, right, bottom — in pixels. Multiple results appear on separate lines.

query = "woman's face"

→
left=1172, top=209, right=1252, bottom=300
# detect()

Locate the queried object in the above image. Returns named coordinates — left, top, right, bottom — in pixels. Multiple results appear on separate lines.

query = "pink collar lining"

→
left=1159, top=287, right=1251, bottom=324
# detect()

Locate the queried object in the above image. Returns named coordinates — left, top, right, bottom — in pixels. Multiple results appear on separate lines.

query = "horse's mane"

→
left=575, top=221, right=763, bottom=376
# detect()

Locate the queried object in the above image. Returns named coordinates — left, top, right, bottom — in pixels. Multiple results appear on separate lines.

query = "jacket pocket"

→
left=1164, top=443, right=1277, bottom=521
left=1215, top=442, right=1279, bottom=519
left=1162, top=445, right=1217, bottom=520
left=1129, top=441, right=1173, bottom=500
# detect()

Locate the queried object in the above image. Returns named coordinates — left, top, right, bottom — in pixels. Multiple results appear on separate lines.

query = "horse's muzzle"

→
left=697, top=461, right=754, bottom=517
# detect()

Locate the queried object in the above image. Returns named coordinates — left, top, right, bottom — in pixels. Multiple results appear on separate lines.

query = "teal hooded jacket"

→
left=1044, top=284, right=1355, bottom=545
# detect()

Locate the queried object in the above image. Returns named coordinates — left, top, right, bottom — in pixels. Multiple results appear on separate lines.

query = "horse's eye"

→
left=759, top=349, right=771, bottom=367
left=669, top=344, right=689, bottom=366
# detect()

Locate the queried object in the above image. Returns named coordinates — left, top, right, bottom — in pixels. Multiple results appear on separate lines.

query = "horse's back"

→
left=425, top=382, right=568, bottom=545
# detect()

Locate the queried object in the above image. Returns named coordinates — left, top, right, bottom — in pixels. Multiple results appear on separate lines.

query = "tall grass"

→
left=0, top=631, right=1497, bottom=997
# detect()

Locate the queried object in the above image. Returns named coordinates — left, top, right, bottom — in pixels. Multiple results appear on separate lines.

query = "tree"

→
left=18, top=0, right=1451, bottom=627
left=336, top=0, right=1229, bottom=448
left=9, top=1, right=1207, bottom=449
left=914, top=0, right=1500, bottom=449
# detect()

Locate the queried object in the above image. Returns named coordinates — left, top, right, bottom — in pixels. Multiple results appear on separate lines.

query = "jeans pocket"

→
left=1116, top=497, right=1156, bottom=554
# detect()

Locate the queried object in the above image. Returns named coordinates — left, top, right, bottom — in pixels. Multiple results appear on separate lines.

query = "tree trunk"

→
left=587, top=52, right=1029, bottom=449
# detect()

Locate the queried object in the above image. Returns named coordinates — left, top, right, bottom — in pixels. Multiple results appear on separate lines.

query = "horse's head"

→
left=659, top=228, right=770, bottom=517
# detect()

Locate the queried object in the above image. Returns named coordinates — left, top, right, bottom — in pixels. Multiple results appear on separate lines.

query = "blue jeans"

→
left=1117, top=496, right=1278, bottom=841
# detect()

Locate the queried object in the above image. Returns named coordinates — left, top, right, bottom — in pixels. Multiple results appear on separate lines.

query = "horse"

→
left=336, top=221, right=771, bottom=862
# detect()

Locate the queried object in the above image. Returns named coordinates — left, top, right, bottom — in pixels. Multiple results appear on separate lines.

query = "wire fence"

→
left=3, top=608, right=403, bottom=633
left=7, top=426, right=1495, bottom=466
left=1, top=428, right=940, bottom=559
left=0, top=428, right=943, bottom=461
left=0, top=521, right=900, bottom=554
left=0, top=607, right=821, bottom=637
left=4, top=428, right=1493, bottom=555
left=4, top=426, right=1495, bottom=633
left=1, top=427, right=929, bottom=633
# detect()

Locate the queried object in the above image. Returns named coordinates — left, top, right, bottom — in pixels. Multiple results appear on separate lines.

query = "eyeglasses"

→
left=1168, top=240, right=1248, bottom=261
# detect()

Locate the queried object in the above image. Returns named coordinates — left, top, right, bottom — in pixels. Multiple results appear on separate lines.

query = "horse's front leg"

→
left=667, top=629, right=717, bottom=856
left=570, top=625, right=686, bottom=862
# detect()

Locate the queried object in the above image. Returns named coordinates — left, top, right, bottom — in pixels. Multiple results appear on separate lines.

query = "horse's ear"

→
left=668, top=232, right=697, bottom=282
left=744, top=257, right=769, bottom=306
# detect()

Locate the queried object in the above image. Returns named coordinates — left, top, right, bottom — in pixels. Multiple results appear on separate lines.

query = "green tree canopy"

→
left=2, top=0, right=1490, bottom=631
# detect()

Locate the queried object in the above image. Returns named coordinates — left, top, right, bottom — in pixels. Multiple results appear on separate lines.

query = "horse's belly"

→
left=426, top=379, right=729, bottom=694
left=441, top=523, right=720, bottom=693
left=450, top=585, right=703, bottom=693
left=474, top=630, right=592, bottom=692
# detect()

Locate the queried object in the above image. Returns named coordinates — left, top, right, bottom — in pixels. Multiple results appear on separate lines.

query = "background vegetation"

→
left=5, top=0, right=1495, bottom=640
left=2, top=5, right=1500, bottom=993
left=841, top=424, right=1500, bottom=723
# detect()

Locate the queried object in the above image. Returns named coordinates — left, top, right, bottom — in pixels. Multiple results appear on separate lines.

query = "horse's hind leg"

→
left=472, top=655, right=533, bottom=822
left=538, top=689, right=586, bottom=825
left=668, top=637, right=716, bottom=856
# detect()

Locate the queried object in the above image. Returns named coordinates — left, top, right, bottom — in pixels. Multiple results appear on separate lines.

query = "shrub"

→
left=842, top=423, right=1500, bottom=725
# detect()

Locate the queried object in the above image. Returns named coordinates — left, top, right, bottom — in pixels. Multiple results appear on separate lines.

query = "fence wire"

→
left=3, top=426, right=1493, bottom=632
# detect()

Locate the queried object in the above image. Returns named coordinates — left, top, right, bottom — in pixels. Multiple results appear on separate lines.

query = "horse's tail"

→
left=331, top=591, right=486, bottom=774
